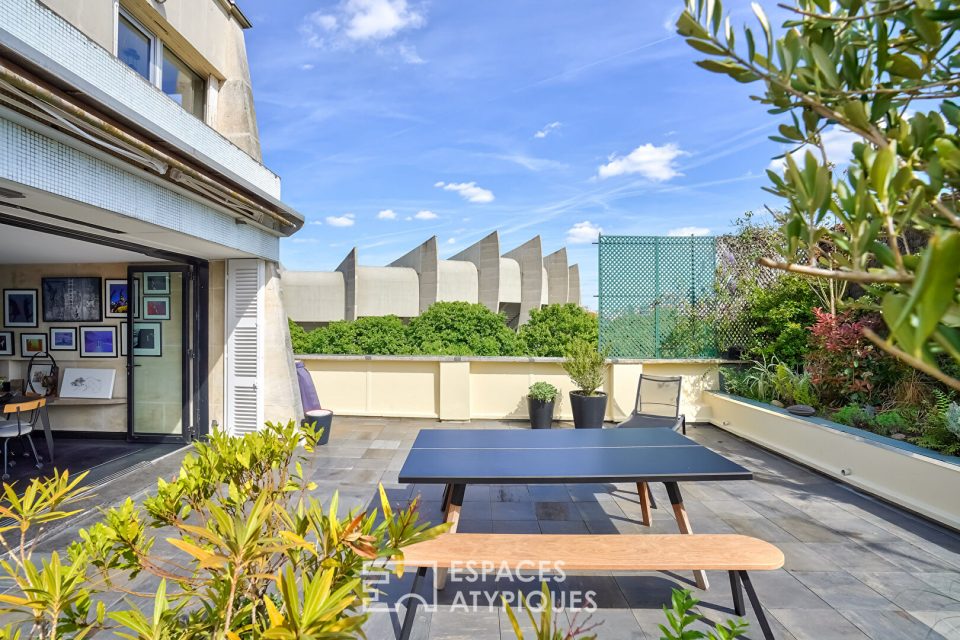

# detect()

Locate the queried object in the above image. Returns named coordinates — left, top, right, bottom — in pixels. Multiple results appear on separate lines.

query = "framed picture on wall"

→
left=133, top=278, right=141, bottom=319
left=42, top=277, right=102, bottom=322
left=21, top=333, right=48, bottom=357
left=105, top=279, right=131, bottom=318
left=49, top=327, right=78, bottom=351
left=0, top=331, right=13, bottom=356
left=132, top=321, right=162, bottom=357
left=60, top=367, right=116, bottom=400
left=142, top=297, right=170, bottom=320
left=143, top=272, right=170, bottom=295
left=79, top=326, right=117, bottom=358
left=3, top=289, right=38, bottom=327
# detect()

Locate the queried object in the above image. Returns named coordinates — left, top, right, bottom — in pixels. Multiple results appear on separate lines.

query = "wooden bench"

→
left=395, top=533, right=784, bottom=640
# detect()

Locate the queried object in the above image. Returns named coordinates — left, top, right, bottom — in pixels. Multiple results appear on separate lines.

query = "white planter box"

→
left=706, top=392, right=960, bottom=531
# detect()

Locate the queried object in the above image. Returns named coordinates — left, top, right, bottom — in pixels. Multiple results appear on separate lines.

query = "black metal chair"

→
left=1, top=397, right=44, bottom=480
left=617, top=374, right=685, bottom=434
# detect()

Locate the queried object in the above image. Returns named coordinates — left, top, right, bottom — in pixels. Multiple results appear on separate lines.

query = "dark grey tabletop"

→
left=398, top=428, right=752, bottom=484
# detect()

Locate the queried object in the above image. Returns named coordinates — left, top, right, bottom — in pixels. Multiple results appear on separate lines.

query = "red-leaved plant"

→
left=805, top=308, right=881, bottom=406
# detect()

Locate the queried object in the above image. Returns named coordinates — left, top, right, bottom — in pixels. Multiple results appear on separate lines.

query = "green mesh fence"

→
left=599, top=235, right=753, bottom=359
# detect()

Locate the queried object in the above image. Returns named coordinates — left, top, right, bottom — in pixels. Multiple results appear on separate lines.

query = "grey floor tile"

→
left=850, top=571, right=960, bottom=612
left=770, top=608, right=870, bottom=639
left=535, top=501, right=579, bottom=521
left=907, top=611, right=960, bottom=639
left=492, top=501, right=537, bottom=521
left=791, top=571, right=899, bottom=610
left=839, top=609, right=950, bottom=639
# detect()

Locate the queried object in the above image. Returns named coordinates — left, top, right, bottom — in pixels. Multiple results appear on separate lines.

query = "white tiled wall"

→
left=0, top=117, right=279, bottom=261
left=1, top=0, right=281, bottom=198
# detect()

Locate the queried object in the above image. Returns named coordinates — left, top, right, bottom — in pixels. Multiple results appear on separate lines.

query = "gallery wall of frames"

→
left=0, top=263, right=177, bottom=433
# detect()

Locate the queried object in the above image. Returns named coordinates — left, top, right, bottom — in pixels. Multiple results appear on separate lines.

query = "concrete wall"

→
left=438, top=260, right=478, bottom=303
left=568, top=264, right=581, bottom=306
left=300, top=355, right=722, bottom=423
left=503, top=237, right=544, bottom=327
left=39, top=0, right=262, bottom=159
left=543, top=248, right=570, bottom=305
left=356, top=266, right=420, bottom=318
left=707, top=392, right=960, bottom=532
left=498, top=258, right=522, bottom=304
left=262, top=262, right=302, bottom=424
left=283, top=270, right=346, bottom=328
left=451, top=232, right=500, bottom=312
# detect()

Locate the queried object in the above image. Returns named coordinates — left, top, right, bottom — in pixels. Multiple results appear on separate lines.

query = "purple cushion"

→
left=296, top=361, right=322, bottom=413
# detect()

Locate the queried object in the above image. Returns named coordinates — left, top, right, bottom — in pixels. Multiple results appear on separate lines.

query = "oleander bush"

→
left=0, top=421, right=447, bottom=639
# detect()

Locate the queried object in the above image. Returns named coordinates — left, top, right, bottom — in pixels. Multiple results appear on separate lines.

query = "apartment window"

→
left=116, top=9, right=205, bottom=119
left=162, top=50, right=205, bottom=118
left=117, top=14, right=152, bottom=81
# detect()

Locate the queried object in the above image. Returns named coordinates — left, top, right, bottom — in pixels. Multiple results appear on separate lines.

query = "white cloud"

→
left=377, top=209, right=397, bottom=220
left=435, top=181, right=495, bottom=204
left=301, top=0, right=424, bottom=50
left=325, top=213, right=355, bottom=227
left=447, top=238, right=456, bottom=244
left=667, top=226, right=711, bottom=237
left=597, top=143, right=685, bottom=182
left=534, top=121, right=561, bottom=139
left=768, top=126, right=860, bottom=172
left=414, top=210, right=437, bottom=220
left=309, top=219, right=323, bottom=226
left=567, top=221, right=602, bottom=244
left=397, top=43, right=425, bottom=64
left=300, top=63, right=315, bottom=71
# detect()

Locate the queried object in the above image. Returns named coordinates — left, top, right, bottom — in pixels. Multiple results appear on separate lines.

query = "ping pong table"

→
left=398, top=427, right=753, bottom=589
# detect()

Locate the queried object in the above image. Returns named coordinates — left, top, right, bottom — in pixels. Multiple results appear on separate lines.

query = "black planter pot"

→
left=569, top=391, right=607, bottom=428
left=527, top=397, right=555, bottom=429
left=302, top=410, right=334, bottom=445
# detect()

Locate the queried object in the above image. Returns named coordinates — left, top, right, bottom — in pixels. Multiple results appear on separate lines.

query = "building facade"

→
left=0, top=0, right=303, bottom=441
left=283, top=232, right=582, bottom=330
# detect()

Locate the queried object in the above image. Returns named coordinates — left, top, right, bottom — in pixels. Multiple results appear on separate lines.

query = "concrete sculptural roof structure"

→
left=284, top=231, right=581, bottom=328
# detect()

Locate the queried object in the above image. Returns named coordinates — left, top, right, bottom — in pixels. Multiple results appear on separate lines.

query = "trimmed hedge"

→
left=290, top=301, right=598, bottom=357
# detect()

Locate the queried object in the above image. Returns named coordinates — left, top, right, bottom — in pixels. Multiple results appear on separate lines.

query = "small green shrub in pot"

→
left=527, top=382, right=559, bottom=429
left=563, top=340, right=609, bottom=428
left=528, top=381, right=559, bottom=403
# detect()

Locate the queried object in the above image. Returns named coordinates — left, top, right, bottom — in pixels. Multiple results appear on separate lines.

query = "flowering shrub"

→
left=805, top=309, right=883, bottom=406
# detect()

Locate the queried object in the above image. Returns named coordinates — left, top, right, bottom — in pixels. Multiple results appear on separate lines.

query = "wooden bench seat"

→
left=396, top=533, right=784, bottom=640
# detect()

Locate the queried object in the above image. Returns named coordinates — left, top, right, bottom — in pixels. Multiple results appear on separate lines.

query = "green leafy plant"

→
left=659, top=589, right=748, bottom=640
left=528, top=381, right=560, bottom=403
left=678, top=0, right=960, bottom=390
left=502, top=582, right=599, bottom=640
left=520, top=304, right=598, bottom=357
left=740, top=276, right=819, bottom=369
left=722, top=356, right=816, bottom=407
left=407, top=302, right=522, bottom=356
left=0, top=421, right=448, bottom=639
left=832, top=403, right=874, bottom=430
left=563, top=340, right=609, bottom=397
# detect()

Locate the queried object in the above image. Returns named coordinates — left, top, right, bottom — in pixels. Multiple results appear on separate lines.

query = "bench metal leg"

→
left=729, top=571, right=745, bottom=616
left=436, top=483, right=465, bottom=590
left=665, top=482, right=708, bottom=590
left=398, top=566, right=427, bottom=640
left=738, top=571, right=775, bottom=640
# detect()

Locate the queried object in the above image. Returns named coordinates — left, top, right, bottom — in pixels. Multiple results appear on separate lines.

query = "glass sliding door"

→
left=127, top=266, right=192, bottom=442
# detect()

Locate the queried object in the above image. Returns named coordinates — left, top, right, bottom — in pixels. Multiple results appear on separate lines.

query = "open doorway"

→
left=0, top=220, right=208, bottom=487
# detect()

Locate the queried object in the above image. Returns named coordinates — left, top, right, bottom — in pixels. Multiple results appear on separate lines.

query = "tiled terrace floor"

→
left=23, top=418, right=960, bottom=639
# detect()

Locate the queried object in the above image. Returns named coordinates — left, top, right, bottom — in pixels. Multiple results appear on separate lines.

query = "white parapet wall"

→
left=299, top=355, right=726, bottom=422
left=707, top=392, right=960, bottom=531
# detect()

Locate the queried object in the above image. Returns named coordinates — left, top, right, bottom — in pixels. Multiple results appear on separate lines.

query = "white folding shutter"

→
left=225, top=259, right=264, bottom=435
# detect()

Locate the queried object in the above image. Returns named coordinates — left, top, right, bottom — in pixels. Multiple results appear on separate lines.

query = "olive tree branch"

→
left=864, top=328, right=960, bottom=392
left=757, top=257, right=914, bottom=283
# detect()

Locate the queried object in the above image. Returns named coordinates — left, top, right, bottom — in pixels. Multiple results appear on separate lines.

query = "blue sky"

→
left=243, top=0, right=792, bottom=306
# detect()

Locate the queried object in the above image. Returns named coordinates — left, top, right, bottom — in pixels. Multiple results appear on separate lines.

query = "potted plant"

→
left=563, top=340, right=609, bottom=428
left=527, top=382, right=559, bottom=429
